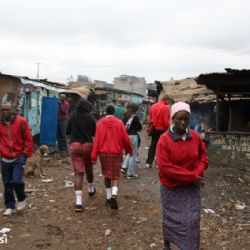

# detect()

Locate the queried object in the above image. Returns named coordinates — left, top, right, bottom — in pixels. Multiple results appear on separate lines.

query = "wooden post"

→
left=216, top=93, right=219, bottom=131
left=228, top=96, right=232, bottom=131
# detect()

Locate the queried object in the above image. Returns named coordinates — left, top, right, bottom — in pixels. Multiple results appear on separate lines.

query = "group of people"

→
left=66, top=95, right=209, bottom=249
left=0, top=93, right=208, bottom=250
left=66, top=98, right=143, bottom=212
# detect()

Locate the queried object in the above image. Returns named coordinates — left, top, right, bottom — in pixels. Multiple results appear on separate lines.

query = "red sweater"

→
left=156, top=129, right=208, bottom=188
left=91, top=116, right=132, bottom=162
left=149, top=100, right=170, bottom=131
left=0, top=115, right=33, bottom=159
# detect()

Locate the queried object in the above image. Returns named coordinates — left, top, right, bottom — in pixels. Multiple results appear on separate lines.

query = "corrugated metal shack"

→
left=62, top=83, right=145, bottom=120
left=0, top=73, right=66, bottom=137
left=90, top=87, right=144, bottom=119
left=160, top=77, right=216, bottom=134
left=196, top=68, right=250, bottom=170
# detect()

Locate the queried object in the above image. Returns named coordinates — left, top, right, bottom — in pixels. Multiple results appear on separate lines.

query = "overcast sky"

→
left=0, top=0, right=250, bottom=83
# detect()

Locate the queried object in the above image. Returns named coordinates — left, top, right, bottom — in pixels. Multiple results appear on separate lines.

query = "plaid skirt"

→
left=69, top=142, right=93, bottom=173
left=99, top=153, right=122, bottom=180
left=160, top=184, right=201, bottom=250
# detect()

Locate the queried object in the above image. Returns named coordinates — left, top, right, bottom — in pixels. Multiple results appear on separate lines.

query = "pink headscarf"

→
left=171, top=102, right=191, bottom=118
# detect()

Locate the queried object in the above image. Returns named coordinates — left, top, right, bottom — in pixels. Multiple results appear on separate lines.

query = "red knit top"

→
left=156, top=128, right=208, bottom=188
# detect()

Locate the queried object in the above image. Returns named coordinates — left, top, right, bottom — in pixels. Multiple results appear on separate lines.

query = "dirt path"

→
left=0, top=129, right=249, bottom=250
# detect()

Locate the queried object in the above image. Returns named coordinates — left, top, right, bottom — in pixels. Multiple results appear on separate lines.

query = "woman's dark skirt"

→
left=160, top=184, right=201, bottom=250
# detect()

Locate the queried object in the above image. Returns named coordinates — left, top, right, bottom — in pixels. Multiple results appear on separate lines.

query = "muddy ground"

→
left=0, top=129, right=249, bottom=250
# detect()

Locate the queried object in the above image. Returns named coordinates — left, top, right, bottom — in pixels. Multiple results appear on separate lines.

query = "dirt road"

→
left=0, top=130, right=249, bottom=250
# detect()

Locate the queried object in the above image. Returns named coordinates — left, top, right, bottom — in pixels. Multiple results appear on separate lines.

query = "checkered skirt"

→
left=99, top=153, right=122, bottom=180
left=69, top=142, right=93, bottom=173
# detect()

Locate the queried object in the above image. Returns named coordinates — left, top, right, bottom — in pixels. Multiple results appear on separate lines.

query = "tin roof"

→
left=196, top=68, right=250, bottom=95
left=161, top=77, right=216, bottom=103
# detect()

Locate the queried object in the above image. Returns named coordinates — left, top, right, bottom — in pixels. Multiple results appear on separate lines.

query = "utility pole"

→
left=36, top=63, right=41, bottom=80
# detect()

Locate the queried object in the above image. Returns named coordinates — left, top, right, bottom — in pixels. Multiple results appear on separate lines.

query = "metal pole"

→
left=36, top=63, right=41, bottom=80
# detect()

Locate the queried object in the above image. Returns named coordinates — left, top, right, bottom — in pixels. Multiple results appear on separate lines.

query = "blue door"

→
left=40, top=96, right=58, bottom=148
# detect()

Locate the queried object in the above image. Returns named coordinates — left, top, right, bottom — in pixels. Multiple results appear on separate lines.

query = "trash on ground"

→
left=150, top=243, right=157, bottom=248
left=41, top=178, right=53, bottom=183
left=105, top=229, right=111, bottom=236
left=0, top=228, right=11, bottom=234
left=204, top=208, right=215, bottom=214
left=64, top=180, right=74, bottom=188
left=235, top=202, right=246, bottom=210
left=25, top=187, right=38, bottom=193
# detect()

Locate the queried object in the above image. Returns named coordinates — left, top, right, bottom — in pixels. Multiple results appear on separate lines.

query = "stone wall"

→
left=206, top=131, right=250, bottom=171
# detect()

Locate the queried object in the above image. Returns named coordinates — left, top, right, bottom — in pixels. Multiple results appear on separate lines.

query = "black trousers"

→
left=146, top=129, right=165, bottom=165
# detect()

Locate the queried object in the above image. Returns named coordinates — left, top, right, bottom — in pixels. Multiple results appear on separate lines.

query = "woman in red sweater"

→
left=156, top=102, right=208, bottom=250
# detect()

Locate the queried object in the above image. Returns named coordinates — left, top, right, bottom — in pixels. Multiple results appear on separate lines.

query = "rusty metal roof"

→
left=160, top=77, right=216, bottom=103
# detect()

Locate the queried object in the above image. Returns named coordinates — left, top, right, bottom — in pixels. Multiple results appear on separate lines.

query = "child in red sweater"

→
left=91, top=105, right=132, bottom=209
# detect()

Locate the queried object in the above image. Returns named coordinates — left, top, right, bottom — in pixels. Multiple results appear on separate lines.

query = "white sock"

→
left=75, top=190, right=82, bottom=205
left=88, top=183, right=94, bottom=193
left=112, top=186, right=118, bottom=196
left=106, top=188, right=112, bottom=200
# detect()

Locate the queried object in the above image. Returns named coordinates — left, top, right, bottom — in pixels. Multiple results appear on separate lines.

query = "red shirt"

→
left=91, top=115, right=132, bottom=162
left=0, top=115, right=33, bottom=159
left=149, top=100, right=170, bottom=131
left=58, top=100, right=70, bottom=121
left=156, top=128, right=208, bottom=188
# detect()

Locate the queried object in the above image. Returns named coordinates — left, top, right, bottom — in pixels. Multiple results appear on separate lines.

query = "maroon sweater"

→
left=58, top=100, right=70, bottom=121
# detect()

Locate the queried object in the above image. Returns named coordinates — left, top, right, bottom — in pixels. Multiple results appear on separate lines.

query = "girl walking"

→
left=66, top=98, right=96, bottom=212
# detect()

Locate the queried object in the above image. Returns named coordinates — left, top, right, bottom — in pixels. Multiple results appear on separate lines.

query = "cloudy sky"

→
left=0, top=0, right=250, bottom=83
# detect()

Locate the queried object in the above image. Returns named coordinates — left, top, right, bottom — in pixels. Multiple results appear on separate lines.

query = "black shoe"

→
left=88, top=187, right=96, bottom=197
left=105, top=199, right=111, bottom=206
left=127, top=174, right=139, bottom=179
left=75, top=204, right=83, bottom=212
left=121, top=168, right=127, bottom=175
left=110, top=195, right=118, bottom=210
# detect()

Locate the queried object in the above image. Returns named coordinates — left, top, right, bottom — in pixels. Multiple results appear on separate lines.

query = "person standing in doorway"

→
left=57, top=93, right=70, bottom=153
left=156, top=102, right=208, bottom=250
left=0, top=103, right=33, bottom=216
left=91, top=105, right=132, bottom=210
left=146, top=95, right=171, bottom=168
left=66, top=99, right=96, bottom=212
